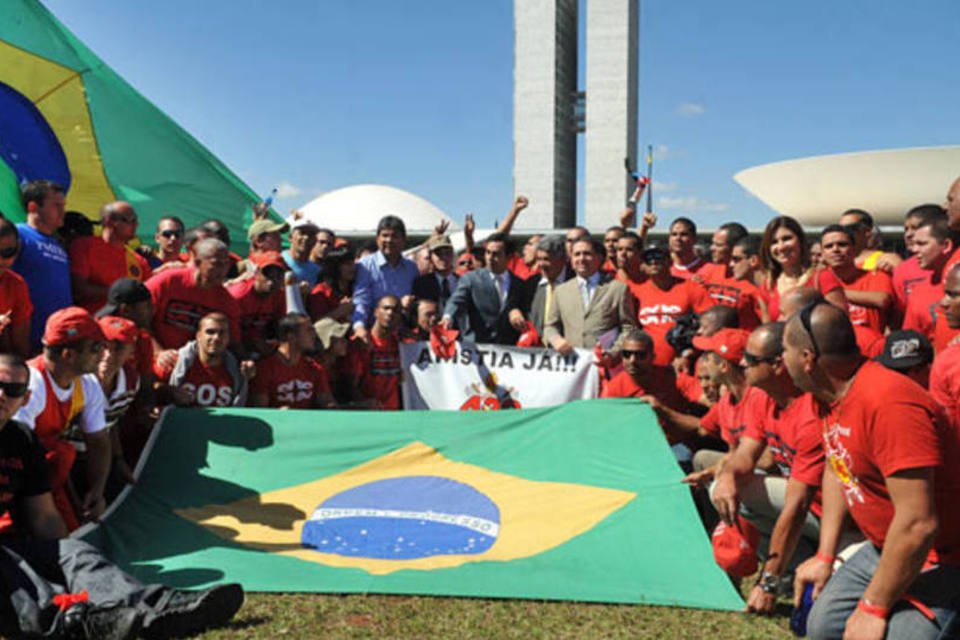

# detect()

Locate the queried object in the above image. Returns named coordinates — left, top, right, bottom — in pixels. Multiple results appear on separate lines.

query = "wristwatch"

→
left=757, top=571, right=780, bottom=595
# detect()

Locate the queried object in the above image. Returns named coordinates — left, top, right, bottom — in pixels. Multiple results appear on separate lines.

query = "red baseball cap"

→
left=97, top=316, right=138, bottom=344
left=251, top=250, right=287, bottom=271
left=692, top=328, right=750, bottom=363
left=43, top=306, right=105, bottom=346
left=712, top=515, right=760, bottom=578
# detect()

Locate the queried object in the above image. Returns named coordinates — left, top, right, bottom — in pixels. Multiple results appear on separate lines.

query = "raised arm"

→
left=496, top=196, right=529, bottom=236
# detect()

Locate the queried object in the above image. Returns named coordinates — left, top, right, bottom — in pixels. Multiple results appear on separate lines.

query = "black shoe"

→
left=61, top=601, right=141, bottom=640
left=142, top=583, right=244, bottom=639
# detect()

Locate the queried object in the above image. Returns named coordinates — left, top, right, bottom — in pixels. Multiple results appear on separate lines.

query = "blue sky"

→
left=43, top=0, right=960, bottom=231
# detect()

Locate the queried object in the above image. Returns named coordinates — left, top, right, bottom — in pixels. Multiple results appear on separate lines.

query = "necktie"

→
left=441, top=276, right=450, bottom=299
left=494, top=274, right=506, bottom=307
left=544, top=281, right=554, bottom=321
left=580, top=279, right=591, bottom=310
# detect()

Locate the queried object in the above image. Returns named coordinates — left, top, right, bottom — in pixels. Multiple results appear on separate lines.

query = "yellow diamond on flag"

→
left=176, top=442, right=636, bottom=575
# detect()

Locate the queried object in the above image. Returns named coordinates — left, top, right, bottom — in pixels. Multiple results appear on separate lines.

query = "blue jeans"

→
left=807, top=543, right=960, bottom=640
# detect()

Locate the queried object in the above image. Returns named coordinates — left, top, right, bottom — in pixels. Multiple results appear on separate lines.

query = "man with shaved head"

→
left=711, top=322, right=840, bottom=614
left=781, top=288, right=883, bottom=358
left=786, top=302, right=960, bottom=640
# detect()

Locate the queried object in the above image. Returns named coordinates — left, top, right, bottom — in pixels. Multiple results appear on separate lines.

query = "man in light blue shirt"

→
left=10, top=180, right=72, bottom=351
left=282, top=220, right=321, bottom=287
left=351, top=215, right=418, bottom=342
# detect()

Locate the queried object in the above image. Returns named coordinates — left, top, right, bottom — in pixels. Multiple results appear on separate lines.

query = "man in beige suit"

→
left=543, top=237, right=638, bottom=355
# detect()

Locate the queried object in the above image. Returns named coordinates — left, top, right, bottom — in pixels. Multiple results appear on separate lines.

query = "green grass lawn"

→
left=196, top=592, right=796, bottom=639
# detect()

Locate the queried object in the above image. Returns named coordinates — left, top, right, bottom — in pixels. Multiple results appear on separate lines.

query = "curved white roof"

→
left=735, top=146, right=960, bottom=226
left=295, top=184, right=457, bottom=234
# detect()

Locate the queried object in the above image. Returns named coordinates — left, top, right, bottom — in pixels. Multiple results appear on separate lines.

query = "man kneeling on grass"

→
left=0, top=354, right=243, bottom=639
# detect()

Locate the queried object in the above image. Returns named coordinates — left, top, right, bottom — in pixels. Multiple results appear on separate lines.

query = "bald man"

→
left=785, top=302, right=960, bottom=640
left=781, top=287, right=883, bottom=358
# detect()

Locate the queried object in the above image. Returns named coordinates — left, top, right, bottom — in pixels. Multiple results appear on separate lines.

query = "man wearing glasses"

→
left=68, top=201, right=152, bottom=313
left=150, top=216, right=187, bottom=268
left=787, top=301, right=960, bottom=640
left=13, top=307, right=111, bottom=531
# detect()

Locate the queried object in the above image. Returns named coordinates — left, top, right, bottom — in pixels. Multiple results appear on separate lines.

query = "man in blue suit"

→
left=440, top=233, right=529, bottom=345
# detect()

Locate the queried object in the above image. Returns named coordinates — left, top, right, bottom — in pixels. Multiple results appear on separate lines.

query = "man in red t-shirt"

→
left=929, top=266, right=960, bottom=425
left=346, top=295, right=403, bottom=410
left=69, top=201, right=152, bottom=313
left=147, top=238, right=242, bottom=354
left=696, top=222, right=749, bottom=285
left=820, top=225, right=894, bottom=334
left=892, top=205, right=943, bottom=322
left=601, top=328, right=697, bottom=438
left=903, top=219, right=959, bottom=350
left=942, top=176, right=960, bottom=274
left=786, top=302, right=960, bottom=640
left=227, top=251, right=287, bottom=358
left=632, top=244, right=711, bottom=366
left=781, top=287, right=884, bottom=359
left=0, top=217, right=33, bottom=357
left=250, top=313, right=335, bottom=409
left=667, top=217, right=709, bottom=280
left=711, top=322, right=833, bottom=612
left=161, top=313, right=252, bottom=408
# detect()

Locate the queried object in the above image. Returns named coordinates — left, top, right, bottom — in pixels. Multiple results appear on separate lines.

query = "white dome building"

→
left=735, top=145, right=960, bottom=226
left=295, top=184, right=457, bottom=235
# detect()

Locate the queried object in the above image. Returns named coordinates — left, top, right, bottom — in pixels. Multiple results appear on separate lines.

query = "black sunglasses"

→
left=621, top=349, right=649, bottom=359
left=798, top=300, right=824, bottom=359
left=743, top=351, right=779, bottom=367
left=0, top=244, right=18, bottom=259
left=0, top=381, right=28, bottom=398
left=160, top=229, right=183, bottom=239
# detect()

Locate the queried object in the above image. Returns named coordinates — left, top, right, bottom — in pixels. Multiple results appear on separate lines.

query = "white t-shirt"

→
left=15, top=366, right=108, bottom=435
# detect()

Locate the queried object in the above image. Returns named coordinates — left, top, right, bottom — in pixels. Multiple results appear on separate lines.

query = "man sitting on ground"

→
left=250, top=313, right=336, bottom=409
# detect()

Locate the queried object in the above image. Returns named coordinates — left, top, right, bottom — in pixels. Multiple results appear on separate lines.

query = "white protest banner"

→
left=400, top=341, right=599, bottom=410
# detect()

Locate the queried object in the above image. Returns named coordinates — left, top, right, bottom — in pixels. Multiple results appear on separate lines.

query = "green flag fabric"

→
left=0, top=0, right=270, bottom=241
left=81, top=399, right=743, bottom=610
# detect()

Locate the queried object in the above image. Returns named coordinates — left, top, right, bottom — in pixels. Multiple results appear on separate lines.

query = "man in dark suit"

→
left=441, top=233, right=529, bottom=345
left=508, top=235, right=571, bottom=345
left=412, top=235, right=458, bottom=310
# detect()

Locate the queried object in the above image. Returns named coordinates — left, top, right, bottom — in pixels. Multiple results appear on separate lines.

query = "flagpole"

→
left=645, top=145, right=653, bottom=214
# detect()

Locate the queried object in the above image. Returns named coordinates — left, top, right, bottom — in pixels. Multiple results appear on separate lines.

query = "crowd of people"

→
left=1, top=173, right=960, bottom=638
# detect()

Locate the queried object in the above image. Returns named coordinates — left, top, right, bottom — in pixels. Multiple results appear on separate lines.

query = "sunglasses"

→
left=160, top=229, right=183, bottom=239
left=798, top=300, right=824, bottom=359
left=621, top=349, right=649, bottom=359
left=743, top=351, right=779, bottom=367
left=114, top=215, right=137, bottom=224
left=643, top=254, right=666, bottom=265
left=0, top=244, right=18, bottom=259
left=0, top=381, right=28, bottom=398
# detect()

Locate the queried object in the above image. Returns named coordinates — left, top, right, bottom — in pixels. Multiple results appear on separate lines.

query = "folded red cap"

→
left=516, top=321, right=540, bottom=348
left=43, top=306, right=105, bottom=346
left=692, top=328, right=751, bottom=363
left=251, top=250, right=287, bottom=271
left=97, top=316, right=138, bottom=344
left=712, top=515, right=760, bottom=578
left=430, top=324, right=459, bottom=359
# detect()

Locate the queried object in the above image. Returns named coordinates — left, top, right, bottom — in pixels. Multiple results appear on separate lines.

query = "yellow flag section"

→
left=176, top=441, right=635, bottom=575
left=81, top=402, right=745, bottom=609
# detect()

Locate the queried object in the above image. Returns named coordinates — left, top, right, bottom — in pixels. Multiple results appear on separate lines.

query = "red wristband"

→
left=857, top=598, right=890, bottom=620
left=815, top=551, right=836, bottom=565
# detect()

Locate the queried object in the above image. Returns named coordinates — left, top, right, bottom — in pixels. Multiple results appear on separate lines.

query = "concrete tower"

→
left=513, top=0, right=638, bottom=230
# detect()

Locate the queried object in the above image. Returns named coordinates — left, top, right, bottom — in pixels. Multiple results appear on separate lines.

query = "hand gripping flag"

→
left=80, top=400, right=744, bottom=610
left=0, top=1, right=269, bottom=243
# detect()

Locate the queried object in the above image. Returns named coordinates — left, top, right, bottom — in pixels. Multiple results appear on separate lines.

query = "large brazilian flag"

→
left=0, top=1, right=264, bottom=241
left=80, top=400, right=744, bottom=610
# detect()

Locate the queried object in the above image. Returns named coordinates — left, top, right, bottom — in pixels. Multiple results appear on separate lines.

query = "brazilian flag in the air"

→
left=0, top=0, right=263, bottom=241
left=81, top=400, right=744, bottom=609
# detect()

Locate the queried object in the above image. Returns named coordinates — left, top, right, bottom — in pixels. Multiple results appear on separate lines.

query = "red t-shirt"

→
left=146, top=267, right=241, bottom=349
left=764, top=269, right=843, bottom=321
left=175, top=360, right=234, bottom=407
left=823, top=360, right=960, bottom=564
left=929, top=343, right=960, bottom=427
left=601, top=367, right=693, bottom=442
left=69, top=236, right=152, bottom=312
left=347, top=333, right=402, bottom=410
left=308, top=282, right=339, bottom=320
left=251, top=352, right=331, bottom=409
left=630, top=279, right=711, bottom=366
left=744, top=392, right=825, bottom=514
left=932, top=315, right=960, bottom=354
left=703, top=277, right=766, bottom=331
left=226, top=278, right=285, bottom=348
left=833, top=268, right=894, bottom=334
left=892, top=255, right=930, bottom=314
left=0, top=269, right=33, bottom=328
left=695, top=262, right=729, bottom=284
left=133, top=328, right=155, bottom=378
left=670, top=257, right=710, bottom=281
left=676, top=370, right=704, bottom=404
left=853, top=325, right=885, bottom=358
left=902, top=279, right=943, bottom=341
left=700, top=386, right=773, bottom=448
left=507, top=254, right=536, bottom=280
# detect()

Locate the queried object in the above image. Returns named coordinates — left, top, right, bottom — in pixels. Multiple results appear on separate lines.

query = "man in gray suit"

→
left=441, top=233, right=528, bottom=345
left=543, top=237, right=638, bottom=355
left=508, top=235, right=571, bottom=344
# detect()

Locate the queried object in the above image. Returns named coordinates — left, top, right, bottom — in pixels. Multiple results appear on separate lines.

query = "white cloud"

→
left=651, top=144, right=684, bottom=161
left=653, top=181, right=678, bottom=192
left=275, top=181, right=302, bottom=199
left=657, top=196, right=730, bottom=213
left=675, top=102, right=706, bottom=117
